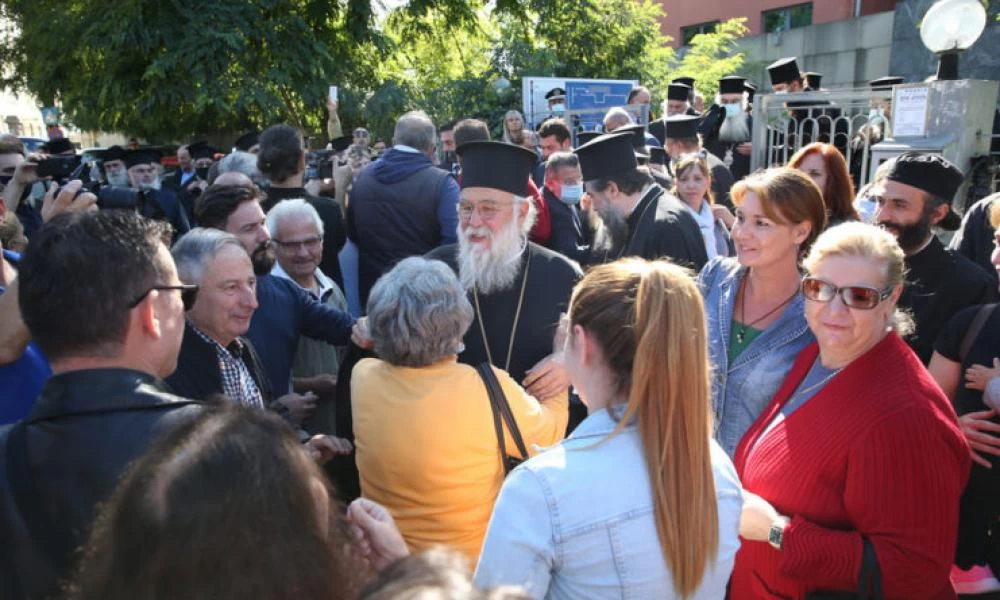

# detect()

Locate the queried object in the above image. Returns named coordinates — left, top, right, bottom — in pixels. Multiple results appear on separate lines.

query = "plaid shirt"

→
left=190, top=325, right=264, bottom=409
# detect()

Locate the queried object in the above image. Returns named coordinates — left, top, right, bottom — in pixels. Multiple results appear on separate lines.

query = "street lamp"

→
left=919, top=0, right=988, bottom=81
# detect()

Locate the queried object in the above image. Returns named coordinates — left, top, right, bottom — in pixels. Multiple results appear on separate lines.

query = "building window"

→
left=681, top=21, right=719, bottom=46
left=763, top=3, right=813, bottom=33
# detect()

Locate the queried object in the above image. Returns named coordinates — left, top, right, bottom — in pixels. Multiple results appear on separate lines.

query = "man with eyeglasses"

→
left=426, top=140, right=582, bottom=426
left=0, top=211, right=208, bottom=600
left=873, top=152, right=995, bottom=364
left=266, top=198, right=348, bottom=436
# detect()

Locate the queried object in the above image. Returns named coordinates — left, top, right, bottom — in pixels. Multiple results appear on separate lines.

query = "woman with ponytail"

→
left=474, top=259, right=742, bottom=598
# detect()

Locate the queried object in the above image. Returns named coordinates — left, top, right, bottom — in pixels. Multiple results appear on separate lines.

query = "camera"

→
left=36, top=155, right=82, bottom=180
left=306, top=149, right=338, bottom=181
left=49, top=159, right=166, bottom=221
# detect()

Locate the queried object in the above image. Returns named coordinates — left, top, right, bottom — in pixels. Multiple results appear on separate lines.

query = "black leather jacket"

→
left=0, top=368, right=205, bottom=599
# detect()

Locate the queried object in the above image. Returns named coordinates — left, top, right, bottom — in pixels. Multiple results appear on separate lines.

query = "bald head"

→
left=213, top=172, right=254, bottom=188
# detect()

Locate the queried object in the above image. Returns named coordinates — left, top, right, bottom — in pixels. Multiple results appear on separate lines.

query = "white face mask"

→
left=552, top=103, right=566, bottom=114
left=774, top=89, right=788, bottom=95
left=724, top=103, right=742, bottom=118
left=868, top=108, right=885, bottom=125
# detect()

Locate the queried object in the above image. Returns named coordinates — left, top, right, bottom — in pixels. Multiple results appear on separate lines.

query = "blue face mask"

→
left=552, top=103, right=566, bottom=115
left=868, top=108, right=884, bottom=125
left=560, top=183, right=583, bottom=205
left=724, top=103, right=742, bottom=118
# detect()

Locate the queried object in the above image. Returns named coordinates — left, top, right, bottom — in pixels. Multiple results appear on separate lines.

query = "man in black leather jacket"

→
left=0, top=211, right=206, bottom=599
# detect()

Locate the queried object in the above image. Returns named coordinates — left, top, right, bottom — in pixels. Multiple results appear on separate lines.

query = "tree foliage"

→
left=669, top=18, right=751, bottom=101
left=0, top=0, right=751, bottom=141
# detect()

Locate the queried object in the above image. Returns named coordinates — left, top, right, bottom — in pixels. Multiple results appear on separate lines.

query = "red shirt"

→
left=731, top=334, right=970, bottom=599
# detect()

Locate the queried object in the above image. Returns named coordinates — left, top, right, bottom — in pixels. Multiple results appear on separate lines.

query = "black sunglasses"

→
left=801, top=277, right=893, bottom=310
left=129, top=284, right=199, bottom=311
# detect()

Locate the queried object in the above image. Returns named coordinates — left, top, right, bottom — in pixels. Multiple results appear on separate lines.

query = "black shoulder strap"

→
left=476, top=363, right=529, bottom=473
left=960, top=303, right=997, bottom=363
left=857, top=537, right=883, bottom=600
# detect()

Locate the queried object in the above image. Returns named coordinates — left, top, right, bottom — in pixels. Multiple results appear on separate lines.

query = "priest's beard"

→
left=107, top=171, right=130, bottom=188
left=593, top=204, right=630, bottom=255
left=878, top=211, right=933, bottom=254
left=718, top=114, right=751, bottom=144
left=136, top=177, right=162, bottom=192
left=458, top=217, right=526, bottom=295
left=251, top=241, right=277, bottom=276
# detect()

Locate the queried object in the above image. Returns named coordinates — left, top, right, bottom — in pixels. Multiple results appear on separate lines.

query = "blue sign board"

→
left=565, top=80, right=635, bottom=130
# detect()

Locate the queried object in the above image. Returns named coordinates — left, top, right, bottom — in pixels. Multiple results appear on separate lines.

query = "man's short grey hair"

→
left=603, top=107, right=634, bottom=130
left=265, top=198, right=324, bottom=238
left=393, top=111, right=437, bottom=153
left=546, top=151, right=579, bottom=173
left=213, top=151, right=260, bottom=184
left=367, top=257, right=473, bottom=367
left=171, top=228, right=247, bottom=285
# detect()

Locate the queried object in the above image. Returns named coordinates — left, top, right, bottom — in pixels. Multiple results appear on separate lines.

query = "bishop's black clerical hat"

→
left=42, top=137, right=74, bottom=155
left=576, top=131, right=601, bottom=146
left=649, top=146, right=667, bottom=166
left=103, top=145, right=126, bottom=163
left=457, top=141, right=536, bottom=196
left=613, top=124, right=650, bottom=157
left=188, top=141, right=216, bottom=161
left=767, top=57, right=802, bottom=86
left=330, top=136, right=353, bottom=153
left=667, top=83, right=692, bottom=102
left=885, top=152, right=963, bottom=230
left=672, top=77, right=696, bottom=89
left=234, top=131, right=260, bottom=152
left=665, top=115, right=701, bottom=140
left=804, top=72, right=823, bottom=90
left=574, top=132, right=637, bottom=181
left=719, top=76, right=746, bottom=95
left=124, top=148, right=162, bottom=169
left=869, top=76, right=904, bottom=91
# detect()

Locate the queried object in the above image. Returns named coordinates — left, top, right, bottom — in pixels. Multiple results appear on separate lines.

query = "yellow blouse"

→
left=351, top=357, right=568, bottom=563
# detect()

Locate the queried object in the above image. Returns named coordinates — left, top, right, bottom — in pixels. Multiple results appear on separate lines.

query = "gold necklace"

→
left=472, top=248, right=531, bottom=371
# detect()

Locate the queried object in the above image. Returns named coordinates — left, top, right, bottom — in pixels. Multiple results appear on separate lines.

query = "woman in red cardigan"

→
left=731, top=222, right=971, bottom=599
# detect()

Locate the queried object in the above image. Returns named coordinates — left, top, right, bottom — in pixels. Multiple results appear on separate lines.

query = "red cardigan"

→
left=731, top=333, right=970, bottom=599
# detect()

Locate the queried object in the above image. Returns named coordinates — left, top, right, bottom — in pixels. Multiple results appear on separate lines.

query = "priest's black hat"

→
left=885, top=152, right=963, bottom=230
left=614, top=124, right=650, bottom=157
left=869, top=76, right=904, bottom=90
left=188, top=141, right=216, bottom=161
left=719, top=76, right=746, bottom=95
left=42, top=137, right=73, bottom=155
left=672, top=77, right=695, bottom=89
left=456, top=141, right=536, bottom=196
left=124, top=148, right=162, bottom=169
left=234, top=131, right=260, bottom=152
left=767, top=57, right=801, bottom=86
left=545, top=87, right=566, bottom=100
left=649, top=146, right=667, bottom=166
left=665, top=115, right=701, bottom=140
left=103, top=145, right=126, bottom=163
left=330, top=136, right=353, bottom=153
left=805, top=72, right=823, bottom=90
left=667, top=83, right=692, bottom=102
left=576, top=131, right=601, bottom=146
left=574, top=132, right=637, bottom=181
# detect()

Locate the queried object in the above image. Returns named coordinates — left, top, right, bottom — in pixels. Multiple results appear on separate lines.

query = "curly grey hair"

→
left=367, top=257, right=474, bottom=367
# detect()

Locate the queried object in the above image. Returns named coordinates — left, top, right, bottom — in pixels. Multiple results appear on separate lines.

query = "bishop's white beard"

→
left=718, top=114, right=751, bottom=144
left=458, top=217, right=527, bottom=295
left=136, top=177, right=162, bottom=192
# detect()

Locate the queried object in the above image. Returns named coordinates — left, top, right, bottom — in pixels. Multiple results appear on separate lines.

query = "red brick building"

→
left=659, top=0, right=896, bottom=47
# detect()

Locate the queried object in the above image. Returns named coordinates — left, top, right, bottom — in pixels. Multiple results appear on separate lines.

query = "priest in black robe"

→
left=874, top=152, right=997, bottom=364
left=703, top=75, right=754, bottom=183
left=574, top=131, right=707, bottom=271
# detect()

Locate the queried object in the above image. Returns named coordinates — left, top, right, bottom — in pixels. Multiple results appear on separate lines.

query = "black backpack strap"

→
left=477, top=363, right=510, bottom=474
left=960, top=303, right=997, bottom=364
left=857, top=537, right=883, bottom=600
left=476, top=363, right=529, bottom=464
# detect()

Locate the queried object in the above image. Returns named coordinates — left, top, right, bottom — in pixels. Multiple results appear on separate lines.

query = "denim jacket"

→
left=698, top=257, right=815, bottom=457
left=474, top=408, right=743, bottom=600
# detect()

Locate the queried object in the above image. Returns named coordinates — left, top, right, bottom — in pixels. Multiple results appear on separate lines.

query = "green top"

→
left=728, top=321, right=763, bottom=363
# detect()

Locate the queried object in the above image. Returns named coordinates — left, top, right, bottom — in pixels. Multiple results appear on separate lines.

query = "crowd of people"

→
left=1, top=54, right=1000, bottom=599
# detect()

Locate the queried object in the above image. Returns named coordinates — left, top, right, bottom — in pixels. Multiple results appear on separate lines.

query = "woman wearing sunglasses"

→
left=730, top=222, right=970, bottom=599
left=698, top=167, right=826, bottom=458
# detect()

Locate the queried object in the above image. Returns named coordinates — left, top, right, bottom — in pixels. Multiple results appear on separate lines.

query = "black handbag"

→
left=476, top=363, right=529, bottom=475
left=805, top=538, right=883, bottom=599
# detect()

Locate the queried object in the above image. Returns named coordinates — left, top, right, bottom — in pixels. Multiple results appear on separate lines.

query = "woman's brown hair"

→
left=788, top=142, right=859, bottom=223
left=67, top=404, right=360, bottom=600
left=568, top=258, right=717, bottom=598
left=672, top=153, right=715, bottom=206
left=731, top=167, right=828, bottom=253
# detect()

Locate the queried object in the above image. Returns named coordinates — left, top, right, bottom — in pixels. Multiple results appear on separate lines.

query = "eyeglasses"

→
left=801, top=277, right=894, bottom=310
left=273, top=236, right=323, bottom=251
left=129, top=284, right=199, bottom=311
left=458, top=200, right=514, bottom=222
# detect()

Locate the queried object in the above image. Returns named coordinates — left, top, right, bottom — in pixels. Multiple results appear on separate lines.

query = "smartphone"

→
left=329, top=85, right=338, bottom=103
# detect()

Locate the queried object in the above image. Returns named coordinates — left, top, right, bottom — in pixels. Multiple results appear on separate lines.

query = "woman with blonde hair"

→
left=501, top=110, right=525, bottom=144
left=672, top=152, right=734, bottom=259
left=476, top=258, right=742, bottom=599
left=733, top=222, right=969, bottom=598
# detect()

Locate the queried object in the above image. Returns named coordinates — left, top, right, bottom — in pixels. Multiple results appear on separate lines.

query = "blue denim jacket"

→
left=474, top=408, right=743, bottom=600
left=698, top=257, right=814, bottom=457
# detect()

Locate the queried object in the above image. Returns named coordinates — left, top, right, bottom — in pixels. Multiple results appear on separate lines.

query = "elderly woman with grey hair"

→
left=351, top=256, right=567, bottom=564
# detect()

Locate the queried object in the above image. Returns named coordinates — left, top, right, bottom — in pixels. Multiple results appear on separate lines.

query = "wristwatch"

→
left=768, top=516, right=790, bottom=551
